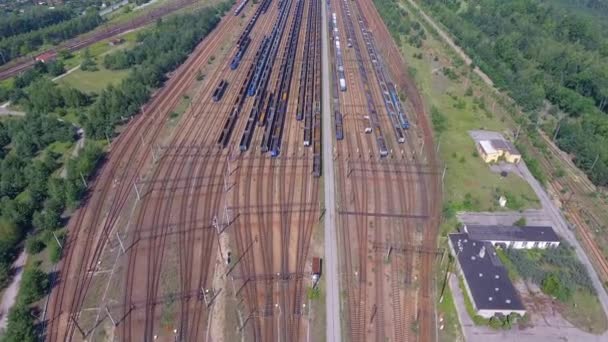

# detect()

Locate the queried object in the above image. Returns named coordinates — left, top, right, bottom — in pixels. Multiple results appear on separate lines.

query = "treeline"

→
left=0, top=60, right=67, bottom=103
left=373, top=0, right=426, bottom=48
left=85, top=1, right=232, bottom=138
left=422, top=0, right=608, bottom=186
left=0, top=114, right=74, bottom=286
left=0, top=11, right=103, bottom=66
left=0, top=7, right=74, bottom=40
left=2, top=262, right=50, bottom=341
left=550, top=0, right=608, bottom=18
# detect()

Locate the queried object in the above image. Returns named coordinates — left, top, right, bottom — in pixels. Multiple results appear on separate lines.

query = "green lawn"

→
left=561, top=290, right=608, bottom=334
left=57, top=66, right=130, bottom=94
left=56, top=29, right=139, bottom=93
left=438, top=284, right=462, bottom=342
left=436, top=258, right=463, bottom=342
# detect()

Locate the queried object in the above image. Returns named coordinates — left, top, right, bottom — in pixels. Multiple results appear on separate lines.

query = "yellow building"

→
left=477, top=139, right=521, bottom=164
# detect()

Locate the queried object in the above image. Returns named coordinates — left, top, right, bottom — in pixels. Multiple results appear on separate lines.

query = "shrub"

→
left=542, top=272, right=572, bottom=301
left=513, top=217, right=526, bottom=227
left=431, top=106, right=447, bottom=135
left=19, top=265, right=49, bottom=305
left=25, top=235, right=45, bottom=254
left=2, top=304, right=37, bottom=341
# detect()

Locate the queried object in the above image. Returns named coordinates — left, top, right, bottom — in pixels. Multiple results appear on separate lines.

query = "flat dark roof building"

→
left=449, top=233, right=526, bottom=317
left=464, top=225, right=560, bottom=243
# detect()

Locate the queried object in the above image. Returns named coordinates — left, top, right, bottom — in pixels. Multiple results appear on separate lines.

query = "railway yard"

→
left=43, top=0, right=440, bottom=340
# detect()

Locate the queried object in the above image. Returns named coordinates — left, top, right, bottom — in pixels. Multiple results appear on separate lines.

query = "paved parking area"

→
left=449, top=274, right=605, bottom=342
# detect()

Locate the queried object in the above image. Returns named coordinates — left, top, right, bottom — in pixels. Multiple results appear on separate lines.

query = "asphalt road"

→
left=321, top=1, right=342, bottom=341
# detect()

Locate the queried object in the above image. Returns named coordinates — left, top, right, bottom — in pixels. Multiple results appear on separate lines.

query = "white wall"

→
left=477, top=309, right=527, bottom=319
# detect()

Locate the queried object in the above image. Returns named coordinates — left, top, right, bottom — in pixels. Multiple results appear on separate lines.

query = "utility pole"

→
left=590, top=153, right=600, bottom=172
left=514, top=125, right=521, bottom=141
left=80, top=172, right=88, bottom=187
left=52, top=231, right=63, bottom=249
left=133, top=182, right=141, bottom=201
left=116, top=232, right=126, bottom=254
left=106, top=306, right=117, bottom=326
left=553, top=119, right=562, bottom=142
left=71, top=315, right=86, bottom=338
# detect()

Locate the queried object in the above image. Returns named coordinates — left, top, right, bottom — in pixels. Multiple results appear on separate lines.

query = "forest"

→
left=0, top=3, right=231, bottom=339
left=422, top=0, right=608, bottom=186
left=0, top=11, right=103, bottom=66
left=0, top=7, right=74, bottom=40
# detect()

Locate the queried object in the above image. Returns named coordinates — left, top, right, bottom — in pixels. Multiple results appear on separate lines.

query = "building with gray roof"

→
left=448, top=225, right=559, bottom=318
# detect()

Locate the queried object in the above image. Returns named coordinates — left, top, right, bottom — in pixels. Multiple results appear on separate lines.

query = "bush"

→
left=505, top=243, right=595, bottom=302
left=0, top=260, right=11, bottom=289
left=48, top=232, right=65, bottom=264
left=431, top=106, right=447, bottom=135
left=2, top=304, right=37, bottom=342
left=19, top=265, right=49, bottom=305
left=513, top=217, right=526, bottom=227
left=25, top=235, right=46, bottom=254
left=307, top=286, right=321, bottom=300
left=542, top=272, right=572, bottom=301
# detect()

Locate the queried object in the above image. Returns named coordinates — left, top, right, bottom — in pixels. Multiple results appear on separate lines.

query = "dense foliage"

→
left=2, top=263, right=49, bottom=342
left=0, top=7, right=74, bottom=40
left=550, top=0, right=608, bottom=18
left=86, top=2, right=232, bottom=138
left=505, top=243, right=594, bottom=301
left=422, top=0, right=608, bottom=186
left=0, top=11, right=103, bottom=66
left=373, top=0, right=426, bottom=48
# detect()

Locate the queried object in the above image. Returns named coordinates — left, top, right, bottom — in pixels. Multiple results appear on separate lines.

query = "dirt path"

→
left=0, top=251, right=28, bottom=330
left=0, top=101, right=25, bottom=116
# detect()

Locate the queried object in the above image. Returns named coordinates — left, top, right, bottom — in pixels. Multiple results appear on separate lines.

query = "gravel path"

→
left=0, top=251, right=27, bottom=330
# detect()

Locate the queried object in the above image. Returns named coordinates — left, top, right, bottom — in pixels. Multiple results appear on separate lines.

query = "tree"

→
left=18, top=265, right=49, bottom=305
left=2, top=305, right=37, bottom=342
left=24, top=78, right=64, bottom=113
left=541, top=272, right=572, bottom=301
left=32, top=206, right=61, bottom=231
left=80, top=48, right=98, bottom=72
left=47, top=60, right=66, bottom=77
left=25, top=235, right=46, bottom=254
left=0, top=217, right=21, bottom=256
left=0, top=260, right=10, bottom=288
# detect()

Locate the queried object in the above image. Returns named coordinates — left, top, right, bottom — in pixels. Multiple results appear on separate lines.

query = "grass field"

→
left=57, top=31, right=137, bottom=93
left=561, top=290, right=608, bottom=334
left=58, top=67, right=130, bottom=94
left=391, top=13, right=539, bottom=214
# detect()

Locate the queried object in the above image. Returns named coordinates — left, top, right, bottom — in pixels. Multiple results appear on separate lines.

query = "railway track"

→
left=0, top=0, right=202, bottom=80
left=330, top=0, right=440, bottom=340
left=117, top=1, right=285, bottom=339
left=531, top=137, right=608, bottom=281
left=45, top=4, right=243, bottom=340
left=45, top=0, right=439, bottom=340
